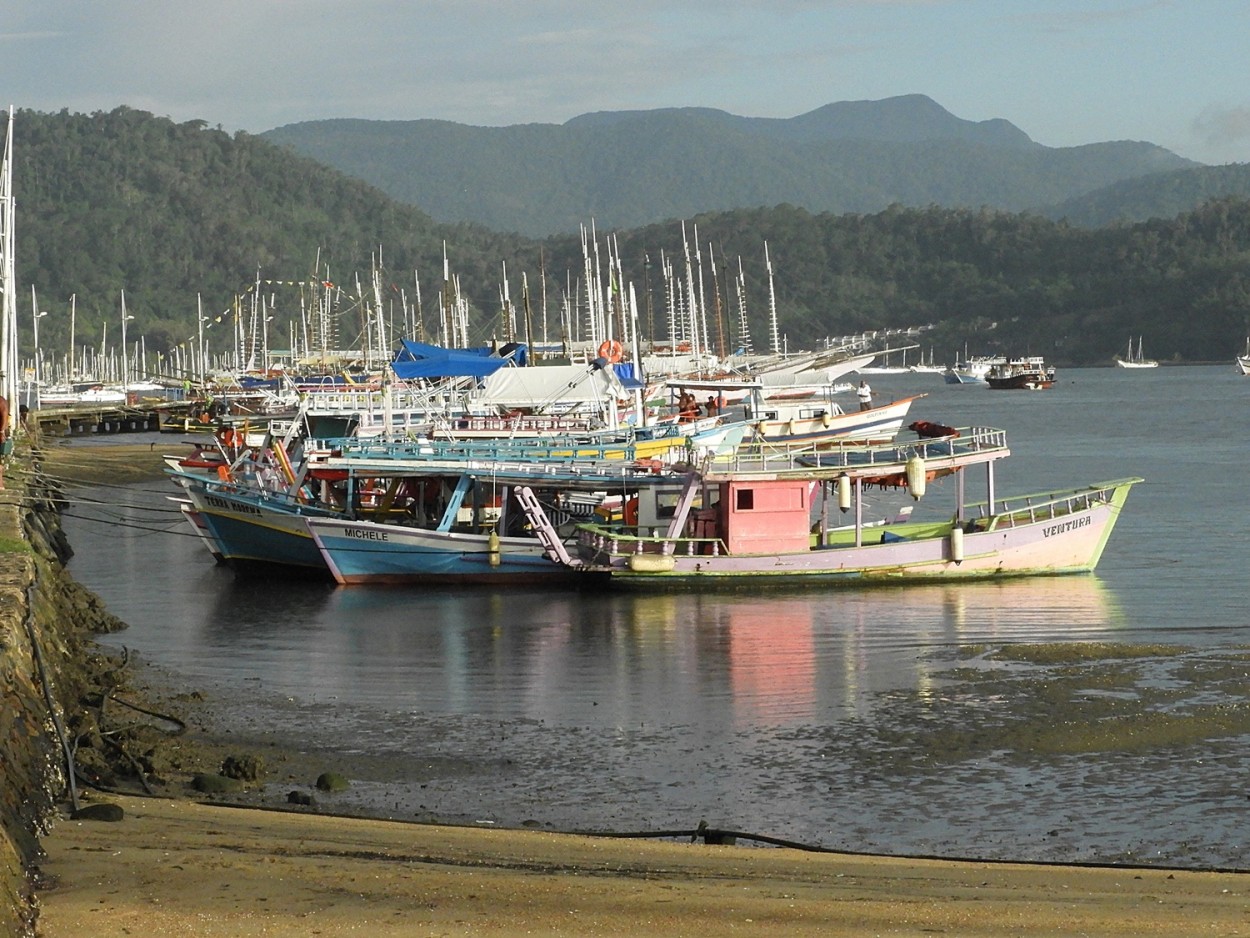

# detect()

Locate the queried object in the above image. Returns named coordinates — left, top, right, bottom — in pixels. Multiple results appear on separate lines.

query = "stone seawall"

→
left=0, top=441, right=128, bottom=936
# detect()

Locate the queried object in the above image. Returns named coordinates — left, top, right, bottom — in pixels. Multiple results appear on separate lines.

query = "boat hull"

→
left=751, top=395, right=920, bottom=446
left=573, top=479, right=1138, bottom=589
left=188, top=487, right=332, bottom=575
left=943, top=370, right=986, bottom=385
left=985, top=374, right=1055, bottom=390
left=307, top=518, right=585, bottom=585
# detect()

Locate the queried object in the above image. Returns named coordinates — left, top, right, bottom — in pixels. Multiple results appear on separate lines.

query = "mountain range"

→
left=262, top=94, right=1216, bottom=237
left=9, top=105, right=1250, bottom=367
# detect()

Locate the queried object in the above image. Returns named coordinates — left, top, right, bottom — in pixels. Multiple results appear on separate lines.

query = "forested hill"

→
left=10, top=106, right=1250, bottom=366
left=261, top=95, right=1195, bottom=237
left=11, top=107, right=525, bottom=358
left=1041, top=163, right=1250, bottom=227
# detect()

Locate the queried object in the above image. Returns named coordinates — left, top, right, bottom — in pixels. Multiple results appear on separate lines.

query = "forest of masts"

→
left=23, top=221, right=812, bottom=391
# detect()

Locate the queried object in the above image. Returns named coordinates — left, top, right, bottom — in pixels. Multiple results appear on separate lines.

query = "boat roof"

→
left=698, top=425, right=1009, bottom=482
left=303, top=425, right=1010, bottom=487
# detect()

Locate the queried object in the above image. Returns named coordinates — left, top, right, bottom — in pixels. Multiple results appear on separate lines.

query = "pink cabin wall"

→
left=721, top=480, right=811, bottom=554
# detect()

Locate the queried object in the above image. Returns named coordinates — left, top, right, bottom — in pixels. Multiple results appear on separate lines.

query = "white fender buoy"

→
left=905, top=454, right=926, bottom=500
left=837, top=473, right=851, bottom=512
left=487, top=530, right=501, bottom=567
left=786, top=419, right=797, bottom=436
left=756, top=421, right=768, bottom=437
left=949, top=524, right=964, bottom=564
left=821, top=412, right=832, bottom=428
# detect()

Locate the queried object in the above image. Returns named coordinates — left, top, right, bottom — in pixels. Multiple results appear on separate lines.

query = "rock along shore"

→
left=0, top=435, right=136, bottom=935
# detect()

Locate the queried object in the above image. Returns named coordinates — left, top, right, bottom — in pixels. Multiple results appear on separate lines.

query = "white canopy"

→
left=473, top=363, right=625, bottom=411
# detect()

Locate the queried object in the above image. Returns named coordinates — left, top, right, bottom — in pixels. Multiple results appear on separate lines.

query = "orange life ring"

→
left=597, top=339, right=624, bottom=363
left=624, top=497, right=640, bottom=527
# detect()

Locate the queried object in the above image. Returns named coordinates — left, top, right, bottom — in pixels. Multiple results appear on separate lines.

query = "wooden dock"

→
left=29, top=400, right=197, bottom=436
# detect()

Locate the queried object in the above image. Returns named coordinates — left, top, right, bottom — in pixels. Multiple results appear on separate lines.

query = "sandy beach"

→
left=33, top=793, right=1249, bottom=937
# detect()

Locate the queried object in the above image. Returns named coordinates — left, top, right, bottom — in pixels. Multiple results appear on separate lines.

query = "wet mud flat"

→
left=102, top=640, right=1250, bottom=873
left=768, top=641, right=1250, bottom=868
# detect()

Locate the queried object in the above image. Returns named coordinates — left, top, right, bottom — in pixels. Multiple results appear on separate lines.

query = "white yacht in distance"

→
left=1114, top=336, right=1158, bottom=369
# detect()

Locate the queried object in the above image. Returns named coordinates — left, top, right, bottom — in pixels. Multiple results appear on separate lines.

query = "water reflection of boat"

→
left=831, top=574, right=1125, bottom=641
left=267, top=576, right=1124, bottom=726
left=722, top=600, right=816, bottom=725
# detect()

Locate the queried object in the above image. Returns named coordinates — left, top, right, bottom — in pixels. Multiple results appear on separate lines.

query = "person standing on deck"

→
left=857, top=380, right=873, bottom=411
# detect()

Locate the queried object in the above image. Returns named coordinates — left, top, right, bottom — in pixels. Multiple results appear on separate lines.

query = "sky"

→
left=3, top=0, right=1249, bottom=165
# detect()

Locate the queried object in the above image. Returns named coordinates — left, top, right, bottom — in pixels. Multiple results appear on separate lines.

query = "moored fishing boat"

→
left=513, top=425, right=1140, bottom=589
left=943, top=355, right=1000, bottom=385
left=176, top=475, right=337, bottom=575
left=743, top=394, right=923, bottom=446
left=984, top=356, right=1056, bottom=390
left=168, top=430, right=701, bottom=580
left=305, top=516, right=581, bottom=586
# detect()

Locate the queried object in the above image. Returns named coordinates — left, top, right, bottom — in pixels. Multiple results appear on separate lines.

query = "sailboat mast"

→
left=0, top=106, right=17, bottom=428
left=765, top=242, right=781, bottom=357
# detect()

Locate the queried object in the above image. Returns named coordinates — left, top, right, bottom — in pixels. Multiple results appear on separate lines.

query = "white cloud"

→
left=1191, top=106, right=1250, bottom=162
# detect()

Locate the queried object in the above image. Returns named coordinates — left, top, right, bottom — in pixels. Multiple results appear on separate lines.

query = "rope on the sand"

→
left=25, top=569, right=81, bottom=813
left=571, top=821, right=845, bottom=853
left=71, top=648, right=190, bottom=798
left=106, top=692, right=188, bottom=735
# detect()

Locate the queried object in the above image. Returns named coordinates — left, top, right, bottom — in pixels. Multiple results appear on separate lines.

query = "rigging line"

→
left=17, top=477, right=186, bottom=506
left=58, top=511, right=200, bottom=539
left=64, top=503, right=188, bottom=527
left=61, top=501, right=187, bottom=523
left=1, top=489, right=189, bottom=515
left=19, top=456, right=177, bottom=481
left=13, top=466, right=180, bottom=498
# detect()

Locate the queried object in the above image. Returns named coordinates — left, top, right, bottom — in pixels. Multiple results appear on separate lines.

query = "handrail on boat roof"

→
left=964, top=477, right=1144, bottom=515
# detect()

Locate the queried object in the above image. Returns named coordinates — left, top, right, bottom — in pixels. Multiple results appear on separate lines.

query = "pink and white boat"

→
left=516, top=424, right=1140, bottom=589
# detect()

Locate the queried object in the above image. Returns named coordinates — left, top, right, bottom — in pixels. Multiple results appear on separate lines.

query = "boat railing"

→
left=303, top=434, right=691, bottom=469
left=965, top=478, right=1141, bottom=530
left=708, top=425, right=1008, bottom=476
left=307, top=452, right=691, bottom=487
left=578, top=526, right=728, bottom=560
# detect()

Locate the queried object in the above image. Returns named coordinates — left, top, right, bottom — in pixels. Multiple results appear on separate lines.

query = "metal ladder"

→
left=514, top=486, right=582, bottom=568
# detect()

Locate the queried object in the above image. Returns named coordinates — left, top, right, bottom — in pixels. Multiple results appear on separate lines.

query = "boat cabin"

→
left=634, top=477, right=811, bottom=554
left=715, top=479, right=811, bottom=554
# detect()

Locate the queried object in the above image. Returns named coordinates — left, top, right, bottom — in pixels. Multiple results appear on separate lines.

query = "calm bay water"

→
left=61, top=365, right=1250, bottom=867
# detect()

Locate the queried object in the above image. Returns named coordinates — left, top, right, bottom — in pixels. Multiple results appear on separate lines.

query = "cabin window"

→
left=736, top=489, right=755, bottom=511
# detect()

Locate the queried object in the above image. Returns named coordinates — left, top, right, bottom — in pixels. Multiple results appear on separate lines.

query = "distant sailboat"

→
left=1237, top=338, right=1250, bottom=376
left=1115, top=336, right=1158, bottom=369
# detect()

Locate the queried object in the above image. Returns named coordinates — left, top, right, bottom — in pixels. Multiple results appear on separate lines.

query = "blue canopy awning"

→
left=612, top=361, right=645, bottom=390
left=390, top=340, right=524, bottom=380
